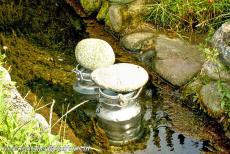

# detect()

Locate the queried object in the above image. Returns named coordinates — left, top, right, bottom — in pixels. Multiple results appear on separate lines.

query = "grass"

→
left=145, top=0, right=230, bottom=32
left=0, top=53, right=75, bottom=153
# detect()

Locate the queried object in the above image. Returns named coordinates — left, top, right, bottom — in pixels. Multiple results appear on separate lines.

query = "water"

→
left=4, top=18, right=230, bottom=153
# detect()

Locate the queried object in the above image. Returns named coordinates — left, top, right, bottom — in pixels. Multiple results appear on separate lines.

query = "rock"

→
left=0, top=66, right=11, bottom=82
left=34, top=113, right=49, bottom=131
left=200, top=82, right=228, bottom=118
left=96, top=0, right=109, bottom=21
left=138, top=50, right=155, bottom=67
left=75, top=38, right=115, bottom=70
left=154, top=35, right=203, bottom=86
left=120, top=32, right=156, bottom=52
left=212, top=22, right=230, bottom=67
left=80, top=0, right=101, bottom=16
left=202, top=61, right=230, bottom=81
left=108, top=5, right=123, bottom=32
left=109, top=0, right=135, bottom=4
left=91, top=63, right=149, bottom=92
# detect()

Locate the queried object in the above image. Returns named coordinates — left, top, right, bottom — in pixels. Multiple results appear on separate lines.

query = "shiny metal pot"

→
left=96, top=88, right=143, bottom=145
left=73, top=64, right=98, bottom=95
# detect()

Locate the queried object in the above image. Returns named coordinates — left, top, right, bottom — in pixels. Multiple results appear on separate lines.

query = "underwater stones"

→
left=0, top=66, right=11, bottom=82
left=120, top=32, right=156, bottom=52
left=212, top=22, right=230, bottom=67
left=75, top=38, right=115, bottom=70
left=91, top=63, right=148, bottom=92
left=154, top=35, right=203, bottom=86
left=108, top=5, right=123, bottom=32
left=80, top=0, right=101, bottom=16
left=200, top=82, right=228, bottom=118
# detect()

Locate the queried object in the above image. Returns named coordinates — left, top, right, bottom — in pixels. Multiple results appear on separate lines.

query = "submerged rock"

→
left=120, top=32, right=156, bottom=52
left=212, top=22, right=230, bottom=67
left=80, top=0, right=101, bottom=16
left=91, top=63, right=149, bottom=92
left=75, top=38, right=115, bottom=70
left=154, top=35, right=203, bottom=86
left=200, top=82, right=228, bottom=118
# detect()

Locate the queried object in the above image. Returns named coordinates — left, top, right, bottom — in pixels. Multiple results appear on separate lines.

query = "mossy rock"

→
left=200, top=82, right=229, bottom=118
left=96, top=0, right=109, bottom=21
left=80, top=0, right=101, bottom=16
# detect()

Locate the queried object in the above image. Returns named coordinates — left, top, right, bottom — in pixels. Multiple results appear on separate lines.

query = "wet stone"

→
left=154, top=35, right=203, bottom=86
left=120, top=32, right=156, bottom=52
left=108, top=5, right=123, bottom=32
left=75, top=38, right=115, bottom=70
left=200, top=82, right=228, bottom=118
left=91, top=63, right=149, bottom=92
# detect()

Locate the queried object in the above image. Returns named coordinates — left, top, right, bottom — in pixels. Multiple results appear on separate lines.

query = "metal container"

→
left=73, top=64, right=98, bottom=96
left=96, top=88, right=143, bottom=145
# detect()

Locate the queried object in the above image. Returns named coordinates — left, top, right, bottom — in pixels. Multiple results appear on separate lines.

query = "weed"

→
left=145, top=0, right=230, bottom=32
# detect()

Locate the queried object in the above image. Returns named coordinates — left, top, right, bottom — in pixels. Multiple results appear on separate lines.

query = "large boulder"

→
left=91, top=63, right=149, bottom=92
left=80, top=0, right=101, bottom=16
left=200, top=82, right=229, bottom=118
left=154, top=35, right=203, bottom=86
left=120, top=32, right=156, bottom=52
left=212, top=22, right=230, bottom=67
left=75, top=38, right=115, bottom=70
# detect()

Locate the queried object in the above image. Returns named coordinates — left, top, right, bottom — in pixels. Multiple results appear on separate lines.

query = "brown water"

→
left=3, top=19, right=230, bottom=153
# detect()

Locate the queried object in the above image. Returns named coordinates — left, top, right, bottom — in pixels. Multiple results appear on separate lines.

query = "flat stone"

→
left=154, top=35, right=203, bottom=86
left=75, top=38, right=115, bottom=70
left=212, top=22, right=230, bottom=67
left=200, top=82, right=228, bottom=118
left=91, top=63, right=149, bottom=92
left=120, top=32, right=155, bottom=52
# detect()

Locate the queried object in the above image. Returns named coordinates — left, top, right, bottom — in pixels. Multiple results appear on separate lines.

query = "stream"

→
left=4, top=18, right=230, bottom=154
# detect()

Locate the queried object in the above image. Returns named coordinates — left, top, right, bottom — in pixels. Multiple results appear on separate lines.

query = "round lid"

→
left=75, top=38, right=115, bottom=70
left=91, top=63, right=149, bottom=92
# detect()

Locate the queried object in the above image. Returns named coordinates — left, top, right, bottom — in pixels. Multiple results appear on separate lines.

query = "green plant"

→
left=145, top=0, right=230, bottom=32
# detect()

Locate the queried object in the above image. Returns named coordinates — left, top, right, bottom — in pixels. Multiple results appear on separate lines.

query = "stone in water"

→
left=91, top=63, right=149, bottom=92
left=75, top=38, right=115, bottom=70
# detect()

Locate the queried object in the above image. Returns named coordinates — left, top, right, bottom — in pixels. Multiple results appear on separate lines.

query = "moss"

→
left=96, top=0, right=109, bottom=21
left=80, top=0, right=101, bottom=16
left=0, top=0, right=85, bottom=54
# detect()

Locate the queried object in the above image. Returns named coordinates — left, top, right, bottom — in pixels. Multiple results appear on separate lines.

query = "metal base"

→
left=73, top=81, right=98, bottom=95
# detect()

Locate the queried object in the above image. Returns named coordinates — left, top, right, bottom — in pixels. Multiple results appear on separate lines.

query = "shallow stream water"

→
left=5, top=18, right=230, bottom=153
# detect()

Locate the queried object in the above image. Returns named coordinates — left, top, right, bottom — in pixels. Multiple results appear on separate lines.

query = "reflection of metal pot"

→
left=96, top=88, right=143, bottom=145
left=73, top=64, right=98, bottom=95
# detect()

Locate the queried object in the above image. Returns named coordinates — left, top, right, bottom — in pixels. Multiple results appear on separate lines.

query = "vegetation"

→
left=0, top=53, right=74, bottom=153
left=145, top=0, right=230, bottom=32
